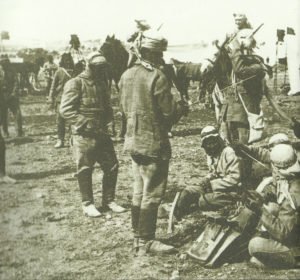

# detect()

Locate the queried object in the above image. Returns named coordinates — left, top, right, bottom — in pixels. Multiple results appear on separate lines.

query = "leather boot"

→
left=77, top=168, right=94, bottom=205
left=138, top=208, right=158, bottom=241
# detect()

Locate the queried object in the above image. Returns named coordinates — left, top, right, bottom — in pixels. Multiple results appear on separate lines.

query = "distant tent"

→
left=1, top=31, right=10, bottom=40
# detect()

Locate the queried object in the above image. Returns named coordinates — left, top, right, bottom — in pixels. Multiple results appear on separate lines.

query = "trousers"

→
left=249, top=236, right=296, bottom=268
left=71, top=133, right=118, bottom=205
left=131, top=154, right=169, bottom=240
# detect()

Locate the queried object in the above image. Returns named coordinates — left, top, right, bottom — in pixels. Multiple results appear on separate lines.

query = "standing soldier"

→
left=43, top=55, right=58, bottom=96
left=119, top=31, right=188, bottom=255
left=0, top=54, right=23, bottom=137
left=0, top=60, right=16, bottom=183
left=49, top=53, right=74, bottom=148
left=60, top=52, right=125, bottom=217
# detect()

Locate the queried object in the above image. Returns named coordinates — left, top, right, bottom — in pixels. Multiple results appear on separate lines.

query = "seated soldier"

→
left=234, top=133, right=291, bottom=164
left=175, top=125, right=242, bottom=219
left=247, top=144, right=300, bottom=268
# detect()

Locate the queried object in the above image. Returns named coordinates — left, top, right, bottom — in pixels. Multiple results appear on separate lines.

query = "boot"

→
left=82, top=203, right=101, bottom=217
left=138, top=239, right=177, bottom=256
left=54, top=139, right=64, bottom=148
left=138, top=208, right=158, bottom=241
left=107, top=201, right=126, bottom=213
left=0, top=175, right=16, bottom=184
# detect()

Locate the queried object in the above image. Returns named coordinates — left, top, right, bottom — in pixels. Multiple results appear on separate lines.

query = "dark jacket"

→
left=0, top=63, right=19, bottom=100
left=119, top=63, right=184, bottom=159
left=49, top=67, right=73, bottom=103
left=60, top=69, right=113, bottom=136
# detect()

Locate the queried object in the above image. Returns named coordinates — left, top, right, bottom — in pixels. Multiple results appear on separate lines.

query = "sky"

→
left=0, top=0, right=299, bottom=61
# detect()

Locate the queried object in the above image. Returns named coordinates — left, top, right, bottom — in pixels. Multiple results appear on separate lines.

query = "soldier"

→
left=247, top=144, right=300, bottom=268
left=43, top=55, right=58, bottom=96
left=174, top=126, right=243, bottom=219
left=0, top=54, right=23, bottom=137
left=48, top=53, right=75, bottom=148
left=119, top=31, right=188, bottom=255
left=60, top=52, right=125, bottom=217
left=127, top=19, right=151, bottom=67
left=0, top=61, right=16, bottom=184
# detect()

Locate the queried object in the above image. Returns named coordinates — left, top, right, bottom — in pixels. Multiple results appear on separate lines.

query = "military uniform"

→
left=248, top=144, right=300, bottom=268
left=176, top=144, right=242, bottom=218
left=120, top=60, right=185, bottom=243
left=49, top=67, right=73, bottom=144
left=249, top=176, right=300, bottom=268
left=60, top=63, right=119, bottom=211
left=0, top=58, right=23, bottom=137
left=43, top=61, right=58, bottom=95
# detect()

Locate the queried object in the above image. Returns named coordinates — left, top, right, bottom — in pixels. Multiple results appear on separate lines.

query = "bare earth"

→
left=1, top=78, right=300, bottom=279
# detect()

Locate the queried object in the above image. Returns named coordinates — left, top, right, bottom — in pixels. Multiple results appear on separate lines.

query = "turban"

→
left=140, top=31, right=168, bottom=52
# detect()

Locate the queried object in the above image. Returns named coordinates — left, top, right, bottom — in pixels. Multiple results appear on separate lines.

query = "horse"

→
left=170, top=58, right=203, bottom=101
left=11, top=59, right=44, bottom=94
left=99, top=35, right=129, bottom=91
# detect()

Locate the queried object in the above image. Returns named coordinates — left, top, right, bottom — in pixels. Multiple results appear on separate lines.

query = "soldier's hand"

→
left=243, top=190, right=264, bottom=215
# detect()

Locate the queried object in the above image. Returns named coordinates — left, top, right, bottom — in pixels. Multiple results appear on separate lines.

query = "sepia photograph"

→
left=0, top=0, right=300, bottom=279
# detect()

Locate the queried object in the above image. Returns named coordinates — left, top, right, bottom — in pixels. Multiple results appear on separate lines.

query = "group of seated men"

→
left=174, top=126, right=300, bottom=269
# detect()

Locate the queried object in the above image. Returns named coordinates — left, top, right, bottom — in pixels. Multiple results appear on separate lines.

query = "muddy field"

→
left=1, top=77, right=300, bottom=279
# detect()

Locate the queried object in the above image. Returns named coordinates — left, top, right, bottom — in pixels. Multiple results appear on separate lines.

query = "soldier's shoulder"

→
left=65, top=75, right=82, bottom=88
left=223, top=146, right=239, bottom=161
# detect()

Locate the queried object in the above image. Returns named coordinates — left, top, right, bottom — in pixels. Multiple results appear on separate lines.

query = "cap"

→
left=200, top=126, right=219, bottom=145
left=270, top=144, right=300, bottom=173
left=86, top=52, right=107, bottom=65
left=268, top=133, right=290, bottom=148
left=141, top=31, right=168, bottom=52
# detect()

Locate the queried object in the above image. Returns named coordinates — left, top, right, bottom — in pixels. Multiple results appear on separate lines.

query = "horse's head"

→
left=99, top=35, right=129, bottom=84
left=60, top=52, right=75, bottom=70
left=201, top=43, right=233, bottom=91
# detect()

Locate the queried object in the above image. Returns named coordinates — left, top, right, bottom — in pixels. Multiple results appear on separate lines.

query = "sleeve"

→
left=231, top=52, right=266, bottom=80
left=260, top=197, right=299, bottom=242
left=248, top=146, right=271, bottom=164
left=210, top=149, right=242, bottom=191
left=60, top=78, right=88, bottom=131
left=154, top=72, right=186, bottom=125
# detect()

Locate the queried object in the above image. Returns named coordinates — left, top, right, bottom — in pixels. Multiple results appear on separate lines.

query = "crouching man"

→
left=60, top=52, right=125, bottom=217
left=248, top=144, right=300, bottom=269
left=175, top=125, right=243, bottom=219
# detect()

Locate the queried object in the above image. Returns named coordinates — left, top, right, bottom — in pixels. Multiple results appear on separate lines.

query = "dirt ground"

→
left=1, top=75, right=300, bottom=279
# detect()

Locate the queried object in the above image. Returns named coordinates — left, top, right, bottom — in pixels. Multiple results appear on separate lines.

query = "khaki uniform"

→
left=249, top=176, right=300, bottom=268
left=120, top=62, right=185, bottom=240
left=60, top=69, right=117, bottom=206
left=49, top=67, right=73, bottom=141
